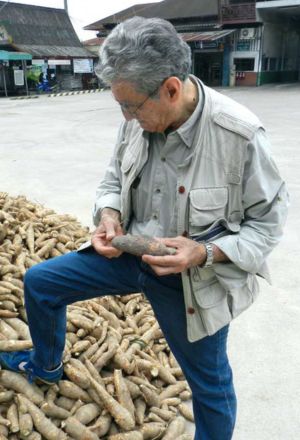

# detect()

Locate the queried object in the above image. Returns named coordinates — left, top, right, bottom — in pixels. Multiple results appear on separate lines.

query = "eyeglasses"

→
left=118, top=84, right=161, bottom=116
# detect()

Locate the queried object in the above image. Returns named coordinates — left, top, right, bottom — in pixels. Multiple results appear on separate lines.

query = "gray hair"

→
left=96, top=16, right=192, bottom=94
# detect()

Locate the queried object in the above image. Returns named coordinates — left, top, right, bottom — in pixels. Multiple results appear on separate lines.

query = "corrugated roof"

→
left=85, top=0, right=218, bottom=30
left=0, top=1, right=93, bottom=57
left=85, top=3, right=158, bottom=30
left=181, top=29, right=235, bottom=42
left=13, top=44, right=92, bottom=58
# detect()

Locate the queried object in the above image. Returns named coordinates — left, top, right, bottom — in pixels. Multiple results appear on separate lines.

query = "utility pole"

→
left=64, top=0, right=68, bottom=15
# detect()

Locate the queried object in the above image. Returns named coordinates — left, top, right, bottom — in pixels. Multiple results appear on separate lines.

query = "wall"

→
left=235, top=71, right=257, bottom=86
left=229, top=27, right=261, bottom=86
left=259, top=23, right=300, bottom=84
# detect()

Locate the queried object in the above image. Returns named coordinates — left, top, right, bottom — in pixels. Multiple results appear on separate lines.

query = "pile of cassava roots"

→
left=0, top=193, right=194, bottom=440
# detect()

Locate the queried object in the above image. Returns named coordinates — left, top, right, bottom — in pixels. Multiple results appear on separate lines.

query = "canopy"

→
left=181, top=29, right=235, bottom=42
left=0, top=50, right=32, bottom=61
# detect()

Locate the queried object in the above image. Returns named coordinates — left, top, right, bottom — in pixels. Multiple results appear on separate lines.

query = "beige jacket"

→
left=93, top=79, right=288, bottom=342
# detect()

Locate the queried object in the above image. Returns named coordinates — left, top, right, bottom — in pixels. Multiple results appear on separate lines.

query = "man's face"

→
left=111, top=81, right=173, bottom=133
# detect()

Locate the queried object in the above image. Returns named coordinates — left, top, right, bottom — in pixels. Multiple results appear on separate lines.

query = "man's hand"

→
left=91, top=208, right=124, bottom=258
left=142, top=236, right=207, bottom=275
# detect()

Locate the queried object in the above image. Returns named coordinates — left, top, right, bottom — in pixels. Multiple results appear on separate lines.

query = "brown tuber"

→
left=111, top=234, right=176, bottom=256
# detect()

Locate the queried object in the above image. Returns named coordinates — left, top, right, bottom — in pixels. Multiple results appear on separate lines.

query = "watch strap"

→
left=203, top=242, right=214, bottom=268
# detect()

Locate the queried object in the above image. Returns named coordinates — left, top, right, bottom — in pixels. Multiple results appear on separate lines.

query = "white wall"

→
left=230, top=51, right=260, bottom=72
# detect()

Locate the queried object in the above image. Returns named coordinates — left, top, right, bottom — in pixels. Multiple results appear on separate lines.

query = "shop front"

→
left=0, top=50, right=32, bottom=97
left=182, top=30, right=236, bottom=87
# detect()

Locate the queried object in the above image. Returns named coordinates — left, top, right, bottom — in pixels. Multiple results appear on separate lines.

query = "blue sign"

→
left=237, top=41, right=250, bottom=51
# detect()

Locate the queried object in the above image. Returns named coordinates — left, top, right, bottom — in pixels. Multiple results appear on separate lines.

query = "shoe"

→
left=0, top=350, right=63, bottom=385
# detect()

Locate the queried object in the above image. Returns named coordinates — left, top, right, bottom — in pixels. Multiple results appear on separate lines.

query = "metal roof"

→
left=0, top=1, right=93, bottom=58
left=14, top=44, right=92, bottom=58
left=85, top=0, right=218, bottom=30
left=181, top=29, right=235, bottom=42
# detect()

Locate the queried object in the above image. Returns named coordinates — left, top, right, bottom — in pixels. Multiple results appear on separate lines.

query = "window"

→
left=233, top=57, right=255, bottom=71
left=262, top=57, right=278, bottom=71
left=269, top=58, right=277, bottom=71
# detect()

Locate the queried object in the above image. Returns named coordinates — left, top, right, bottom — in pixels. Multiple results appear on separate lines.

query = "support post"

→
left=64, top=0, right=68, bottom=14
left=2, top=64, right=8, bottom=97
left=22, top=60, right=29, bottom=96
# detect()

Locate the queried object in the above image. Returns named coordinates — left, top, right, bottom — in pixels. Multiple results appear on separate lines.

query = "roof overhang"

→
left=256, top=0, right=300, bottom=9
left=256, top=0, right=300, bottom=22
left=12, top=44, right=95, bottom=58
left=0, top=50, right=32, bottom=61
left=180, top=29, right=235, bottom=42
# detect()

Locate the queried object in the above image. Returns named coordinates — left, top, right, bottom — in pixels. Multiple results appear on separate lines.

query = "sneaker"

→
left=0, top=350, right=63, bottom=385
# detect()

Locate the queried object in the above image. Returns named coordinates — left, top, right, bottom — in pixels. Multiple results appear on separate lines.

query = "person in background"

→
left=0, top=17, right=288, bottom=440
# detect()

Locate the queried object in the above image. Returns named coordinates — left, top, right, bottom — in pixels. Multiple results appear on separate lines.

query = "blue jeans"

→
left=24, top=247, right=237, bottom=440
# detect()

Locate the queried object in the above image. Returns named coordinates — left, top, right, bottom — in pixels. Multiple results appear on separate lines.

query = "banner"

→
left=73, top=59, right=93, bottom=74
left=14, top=69, right=24, bottom=86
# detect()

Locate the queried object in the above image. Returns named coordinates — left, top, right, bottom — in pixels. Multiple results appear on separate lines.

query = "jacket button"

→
left=187, top=307, right=195, bottom=315
left=182, top=230, right=188, bottom=237
left=178, top=186, right=185, bottom=194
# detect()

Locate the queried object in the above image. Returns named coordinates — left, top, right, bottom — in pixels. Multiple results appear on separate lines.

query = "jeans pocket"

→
left=77, top=240, right=92, bottom=252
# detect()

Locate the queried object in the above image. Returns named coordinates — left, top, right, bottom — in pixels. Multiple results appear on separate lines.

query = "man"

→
left=0, top=17, right=288, bottom=440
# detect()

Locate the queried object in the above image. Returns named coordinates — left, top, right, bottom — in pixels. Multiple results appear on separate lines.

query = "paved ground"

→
left=0, top=84, right=299, bottom=439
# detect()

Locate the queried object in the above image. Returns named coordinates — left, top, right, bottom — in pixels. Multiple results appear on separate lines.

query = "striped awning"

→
left=180, top=29, right=235, bottom=42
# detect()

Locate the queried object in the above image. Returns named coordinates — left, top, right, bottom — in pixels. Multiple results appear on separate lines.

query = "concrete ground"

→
left=0, top=84, right=299, bottom=439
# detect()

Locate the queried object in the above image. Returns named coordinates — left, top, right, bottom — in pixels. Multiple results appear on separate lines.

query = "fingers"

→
left=142, top=254, right=176, bottom=266
left=92, top=239, right=122, bottom=258
left=101, top=247, right=123, bottom=258
left=142, top=236, right=205, bottom=274
left=156, top=236, right=186, bottom=247
left=149, top=264, right=182, bottom=276
left=91, top=225, right=123, bottom=258
left=105, top=221, right=117, bottom=241
left=142, top=254, right=188, bottom=275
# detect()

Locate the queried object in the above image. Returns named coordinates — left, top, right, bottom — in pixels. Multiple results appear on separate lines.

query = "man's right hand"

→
left=91, top=208, right=124, bottom=258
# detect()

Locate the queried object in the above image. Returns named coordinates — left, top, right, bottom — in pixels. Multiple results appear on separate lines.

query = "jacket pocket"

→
left=213, top=263, right=259, bottom=318
left=192, top=275, right=227, bottom=309
left=189, top=273, right=232, bottom=336
left=189, top=187, right=228, bottom=228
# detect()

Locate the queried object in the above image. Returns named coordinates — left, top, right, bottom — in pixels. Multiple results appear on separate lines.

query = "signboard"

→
left=73, top=58, right=93, bottom=74
left=48, top=59, right=71, bottom=66
left=193, top=41, right=218, bottom=50
left=32, top=59, right=45, bottom=65
left=237, top=41, right=250, bottom=51
left=14, top=69, right=24, bottom=86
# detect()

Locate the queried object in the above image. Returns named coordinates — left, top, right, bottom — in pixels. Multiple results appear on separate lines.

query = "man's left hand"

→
left=142, top=236, right=206, bottom=276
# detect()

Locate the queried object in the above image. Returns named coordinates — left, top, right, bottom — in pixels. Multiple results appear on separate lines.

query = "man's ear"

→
left=163, top=76, right=182, bottom=101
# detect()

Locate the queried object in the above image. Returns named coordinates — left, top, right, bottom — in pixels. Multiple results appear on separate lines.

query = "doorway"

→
left=193, top=51, right=223, bottom=86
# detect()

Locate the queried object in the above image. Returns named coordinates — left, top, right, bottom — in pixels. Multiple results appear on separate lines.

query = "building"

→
left=256, top=0, right=300, bottom=84
left=85, top=0, right=300, bottom=87
left=0, top=1, right=96, bottom=96
left=221, top=0, right=300, bottom=85
left=82, top=38, right=104, bottom=58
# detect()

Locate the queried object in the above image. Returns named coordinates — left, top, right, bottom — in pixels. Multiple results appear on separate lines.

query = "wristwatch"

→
left=202, top=242, right=214, bottom=268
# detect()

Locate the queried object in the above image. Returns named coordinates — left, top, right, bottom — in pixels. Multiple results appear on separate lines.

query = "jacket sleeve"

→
left=212, top=128, right=289, bottom=274
left=92, top=123, right=126, bottom=226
